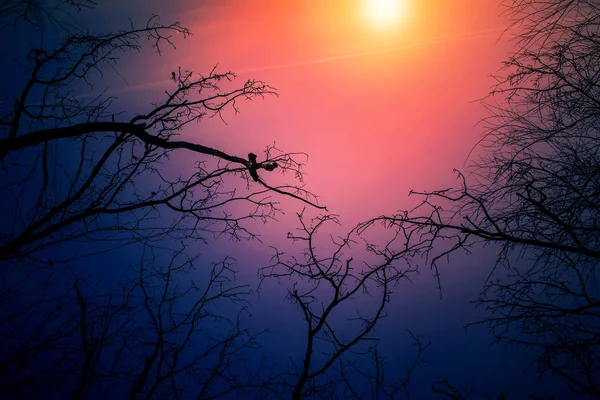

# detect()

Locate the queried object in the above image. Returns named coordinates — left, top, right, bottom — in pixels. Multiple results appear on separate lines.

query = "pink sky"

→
left=109, top=0, right=512, bottom=229
left=66, top=2, right=540, bottom=394
left=194, top=1, right=508, bottom=220
left=0, top=2, right=574, bottom=397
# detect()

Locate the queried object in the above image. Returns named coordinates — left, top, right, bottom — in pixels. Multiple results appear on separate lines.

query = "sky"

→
left=105, top=0, right=512, bottom=224
left=1, top=0, right=568, bottom=398
left=117, top=0, right=528, bottom=395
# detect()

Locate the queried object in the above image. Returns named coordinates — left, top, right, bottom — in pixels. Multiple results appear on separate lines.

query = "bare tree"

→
left=0, top=2, right=445, bottom=399
left=259, top=210, right=430, bottom=399
left=431, top=381, right=476, bottom=400
left=0, top=2, right=326, bottom=399
left=0, top=0, right=97, bottom=31
left=0, top=209, right=433, bottom=399
left=0, top=244, right=265, bottom=399
left=0, top=0, right=325, bottom=264
left=356, top=0, right=600, bottom=398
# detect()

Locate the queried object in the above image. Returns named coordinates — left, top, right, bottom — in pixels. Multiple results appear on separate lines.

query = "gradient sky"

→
left=5, top=0, right=559, bottom=397
left=116, top=0, right=509, bottom=226
left=89, top=0, right=533, bottom=396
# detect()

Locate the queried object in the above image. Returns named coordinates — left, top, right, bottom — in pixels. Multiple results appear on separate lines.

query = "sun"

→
left=362, top=0, right=407, bottom=30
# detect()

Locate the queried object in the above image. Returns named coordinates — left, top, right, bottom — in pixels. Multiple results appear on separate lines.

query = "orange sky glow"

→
left=115, top=0, right=511, bottom=231
left=57, top=2, right=538, bottom=393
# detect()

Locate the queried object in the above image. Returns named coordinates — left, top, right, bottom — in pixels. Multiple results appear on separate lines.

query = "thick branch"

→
left=0, top=122, right=246, bottom=165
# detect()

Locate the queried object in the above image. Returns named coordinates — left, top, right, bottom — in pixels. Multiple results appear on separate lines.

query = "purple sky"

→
left=2, top=0, right=563, bottom=397
left=91, top=0, right=539, bottom=396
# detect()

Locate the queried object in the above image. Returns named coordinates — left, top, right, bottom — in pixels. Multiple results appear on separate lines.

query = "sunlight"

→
left=362, top=0, right=407, bottom=30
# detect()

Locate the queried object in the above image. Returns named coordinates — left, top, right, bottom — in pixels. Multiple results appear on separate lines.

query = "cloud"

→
left=237, top=26, right=505, bottom=74
left=82, top=26, right=505, bottom=98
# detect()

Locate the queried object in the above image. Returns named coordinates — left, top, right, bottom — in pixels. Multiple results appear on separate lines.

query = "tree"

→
left=0, top=246, right=263, bottom=399
left=0, top=1, right=323, bottom=398
left=0, top=9, right=325, bottom=263
left=0, top=2, right=430, bottom=399
left=0, top=209, right=431, bottom=399
left=259, top=210, right=430, bottom=400
left=361, top=0, right=600, bottom=398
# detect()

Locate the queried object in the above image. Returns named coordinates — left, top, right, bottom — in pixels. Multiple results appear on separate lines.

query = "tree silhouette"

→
left=259, top=210, right=430, bottom=399
left=0, top=1, right=321, bottom=398
left=0, top=2, right=429, bottom=399
left=0, top=246, right=263, bottom=398
left=0, top=27, right=325, bottom=262
left=362, top=0, right=600, bottom=397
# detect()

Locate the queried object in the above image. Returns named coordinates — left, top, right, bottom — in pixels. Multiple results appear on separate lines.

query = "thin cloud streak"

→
left=86, top=26, right=505, bottom=98
left=237, top=26, right=505, bottom=74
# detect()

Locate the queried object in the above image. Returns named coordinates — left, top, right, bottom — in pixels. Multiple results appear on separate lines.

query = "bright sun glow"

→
left=363, top=0, right=406, bottom=29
